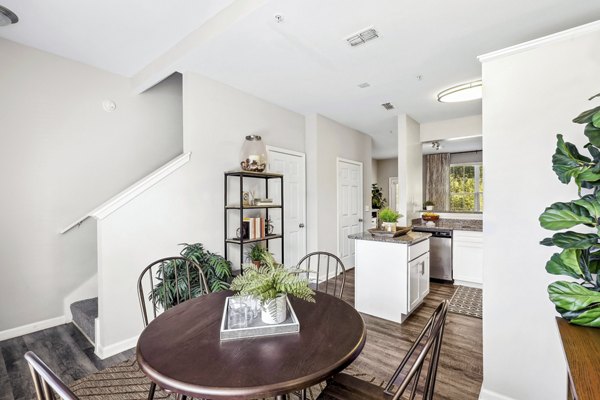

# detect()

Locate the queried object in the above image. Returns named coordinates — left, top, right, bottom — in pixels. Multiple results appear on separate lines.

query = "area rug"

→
left=448, top=285, right=482, bottom=319
left=68, top=359, right=381, bottom=400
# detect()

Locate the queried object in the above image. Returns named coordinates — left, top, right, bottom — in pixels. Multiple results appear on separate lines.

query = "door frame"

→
left=266, top=145, right=307, bottom=264
left=336, top=157, right=364, bottom=261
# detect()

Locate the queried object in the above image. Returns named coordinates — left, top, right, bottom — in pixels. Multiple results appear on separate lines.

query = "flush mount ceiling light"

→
left=437, top=80, right=482, bottom=103
left=0, top=5, right=18, bottom=26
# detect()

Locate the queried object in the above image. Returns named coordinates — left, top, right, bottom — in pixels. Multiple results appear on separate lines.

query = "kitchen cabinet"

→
left=453, top=230, right=483, bottom=287
left=350, top=231, right=431, bottom=323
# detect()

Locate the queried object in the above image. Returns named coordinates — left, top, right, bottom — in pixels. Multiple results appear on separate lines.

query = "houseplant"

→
left=247, top=243, right=269, bottom=267
left=539, top=93, right=600, bottom=327
left=371, top=183, right=387, bottom=209
left=229, top=253, right=315, bottom=324
left=150, top=243, right=232, bottom=310
left=379, top=207, right=402, bottom=232
left=424, top=200, right=435, bottom=211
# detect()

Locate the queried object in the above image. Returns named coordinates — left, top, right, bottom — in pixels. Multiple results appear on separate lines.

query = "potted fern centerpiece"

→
left=379, top=207, right=402, bottom=232
left=539, top=93, right=600, bottom=327
left=230, top=254, right=315, bottom=324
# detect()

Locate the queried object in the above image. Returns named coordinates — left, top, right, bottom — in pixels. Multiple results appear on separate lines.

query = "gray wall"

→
left=375, top=158, right=399, bottom=207
left=0, top=38, right=183, bottom=332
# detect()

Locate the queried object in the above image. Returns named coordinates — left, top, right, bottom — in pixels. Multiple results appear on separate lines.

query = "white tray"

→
left=220, top=296, right=300, bottom=341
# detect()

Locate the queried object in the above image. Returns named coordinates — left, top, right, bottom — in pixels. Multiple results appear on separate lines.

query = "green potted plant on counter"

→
left=424, top=200, right=435, bottom=211
left=379, top=207, right=402, bottom=232
left=539, top=93, right=600, bottom=327
left=230, top=253, right=315, bottom=324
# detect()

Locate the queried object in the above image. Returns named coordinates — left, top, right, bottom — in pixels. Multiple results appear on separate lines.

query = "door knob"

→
left=299, top=223, right=305, bottom=228
left=358, top=218, right=363, bottom=222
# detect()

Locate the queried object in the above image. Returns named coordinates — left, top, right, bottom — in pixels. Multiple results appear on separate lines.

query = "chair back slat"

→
left=25, top=352, right=79, bottom=400
left=384, top=300, right=449, bottom=400
left=296, top=252, right=346, bottom=299
left=137, top=256, right=210, bottom=327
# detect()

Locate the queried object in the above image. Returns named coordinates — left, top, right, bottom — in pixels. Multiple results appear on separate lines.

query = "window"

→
left=449, top=164, right=483, bottom=212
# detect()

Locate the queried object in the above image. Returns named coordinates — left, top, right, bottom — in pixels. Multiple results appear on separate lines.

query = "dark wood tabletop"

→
left=136, top=291, right=366, bottom=399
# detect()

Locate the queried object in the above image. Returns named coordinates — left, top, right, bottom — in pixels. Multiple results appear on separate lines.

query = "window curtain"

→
left=424, top=153, right=450, bottom=210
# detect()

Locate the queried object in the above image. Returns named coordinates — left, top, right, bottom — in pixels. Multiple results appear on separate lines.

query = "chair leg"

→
left=302, top=388, right=307, bottom=400
left=147, top=382, right=156, bottom=400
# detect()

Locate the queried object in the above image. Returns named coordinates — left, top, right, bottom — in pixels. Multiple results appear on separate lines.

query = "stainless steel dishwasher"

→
left=412, top=227, right=453, bottom=283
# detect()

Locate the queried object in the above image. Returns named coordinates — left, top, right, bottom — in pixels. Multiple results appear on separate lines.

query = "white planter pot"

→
left=382, top=222, right=397, bottom=232
left=261, top=294, right=287, bottom=324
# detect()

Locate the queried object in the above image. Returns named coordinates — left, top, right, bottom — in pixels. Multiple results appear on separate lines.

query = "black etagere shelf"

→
left=224, top=170, right=284, bottom=272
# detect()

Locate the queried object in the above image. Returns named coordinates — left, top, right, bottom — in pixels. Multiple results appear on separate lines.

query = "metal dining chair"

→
left=137, top=256, right=211, bottom=400
left=296, top=252, right=346, bottom=299
left=25, top=351, right=79, bottom=400
left=317, top=300, right=449, bottom=400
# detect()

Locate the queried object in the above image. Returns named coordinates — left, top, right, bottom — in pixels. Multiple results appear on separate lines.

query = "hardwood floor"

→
left=0, top=269, right=482, bottom=400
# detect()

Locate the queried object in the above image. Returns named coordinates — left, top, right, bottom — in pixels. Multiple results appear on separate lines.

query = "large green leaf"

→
left=552, top=135, right=591, bottom=184
left=573, top=192, right=600, bottom=219
left=545, top=250, right=583, bottom=279
left=573, top=105, right=600, bottom=124
left=593, top=111, right=600, bottom=129
left=548, top=281, right=600, bottom=311
left=550, top=232, right=599, bottom=249
left=570, top=305, right=600, bottom=327
left=539, top=201, right=595, bottom=230
left=584, top=123, right=600, bottom=147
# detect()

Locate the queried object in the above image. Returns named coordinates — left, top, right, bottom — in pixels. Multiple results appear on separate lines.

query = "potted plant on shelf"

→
left=371, top=183, right=387, bottom=209
left=230, top=253, right=315, bottom=324
left=539, top=93, right=600, bottom=327
left=424, top=200, right=435, bottom=211
left=150, top=243, right=232, bottom=310
left=379, top=207, right=402, bottom=232
left=247, top=244, right=269, bottom=267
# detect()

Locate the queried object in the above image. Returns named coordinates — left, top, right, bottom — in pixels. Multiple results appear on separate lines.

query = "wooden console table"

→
left=556, top=317, right=600, bottom=400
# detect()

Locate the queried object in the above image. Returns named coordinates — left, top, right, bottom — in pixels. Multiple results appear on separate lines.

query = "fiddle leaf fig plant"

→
left=539, top=93, right=600, bottom=327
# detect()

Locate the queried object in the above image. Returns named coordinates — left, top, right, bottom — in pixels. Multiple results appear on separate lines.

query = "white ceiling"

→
left=1, top=1, right=600, bottom=158
left=422, top=136, right=482, bottom=155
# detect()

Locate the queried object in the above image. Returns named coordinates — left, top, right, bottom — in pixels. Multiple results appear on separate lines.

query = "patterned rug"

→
left=68, top=359, right=382, bottom=400
left=448, top=286, right=482, bottom=319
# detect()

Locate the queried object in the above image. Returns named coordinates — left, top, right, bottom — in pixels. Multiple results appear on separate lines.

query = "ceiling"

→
left=1, top=1, right=600, bottom=158
left=422, top=136, right=482, bottom=156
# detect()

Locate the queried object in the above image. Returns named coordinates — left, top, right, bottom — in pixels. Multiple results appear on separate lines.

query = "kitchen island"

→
left=349, top=231, right=432, bottom=323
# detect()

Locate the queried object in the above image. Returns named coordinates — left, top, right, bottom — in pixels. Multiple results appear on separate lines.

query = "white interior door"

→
left=337, top=158, right=363, bottom=268
left=267, top=147, right=306, bottom=266
left=389, top=177, right=399, bottom=212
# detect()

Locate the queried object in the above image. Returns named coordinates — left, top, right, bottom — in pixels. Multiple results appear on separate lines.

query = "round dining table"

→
left=136, top=290, right=366, bottom=399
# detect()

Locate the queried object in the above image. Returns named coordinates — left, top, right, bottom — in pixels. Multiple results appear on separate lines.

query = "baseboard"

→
left=479, top=387, right=517, bottom=400
left=0, top=316, right=66, bottom=342
left=95, top=334, right=138, bottom=359
left=454, top=279, right=483, bottom=289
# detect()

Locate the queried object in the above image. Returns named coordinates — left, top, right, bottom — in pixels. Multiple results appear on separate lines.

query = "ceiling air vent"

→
left=381, top=102, right=395, bottom=111
left=346, top=27, right=379, bottom=47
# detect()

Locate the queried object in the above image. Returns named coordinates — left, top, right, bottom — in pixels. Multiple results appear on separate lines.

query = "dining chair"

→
left=317, top=300, right=449, bottom=400
left=25, top=351, right=79, bottom=400
left=137, top=256, right=211, bottom=400
left=296, top=252, right=346, bottom=299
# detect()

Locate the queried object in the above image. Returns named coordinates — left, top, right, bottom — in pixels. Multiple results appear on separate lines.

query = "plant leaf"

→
left=540, top=237, right=554, bottom=246
left=539, top=201, right=595, bottom=230
left=573, top=105, right=600, bottom=124
left=548, top=281, right=600, bottom=311
left=552, top=135, right=591, bottom=184
left=593, top=111, right=600, bottom=129
left=570, top=305, right=600, bottom=327
left=573, top=192, right=600, bottom=219
left=545, top=250, right=583, bottom=279
left=551, top=231, right=599, bottom=249
left=584, top=123, right=600, bottom=147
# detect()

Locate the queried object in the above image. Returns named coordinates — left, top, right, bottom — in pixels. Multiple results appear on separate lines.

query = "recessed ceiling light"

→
left=346, top=27, right=379, bottom=47
left=381, top=102, right=395, bottom=110
left=437, top=80, right=482, bottom=103
left=357, top=82, right=370, bottom=88
left=0, top=5, right=18, bottom=26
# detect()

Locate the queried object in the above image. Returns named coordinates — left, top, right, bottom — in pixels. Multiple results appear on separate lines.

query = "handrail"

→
left=60, top=152, right=191, bottom=234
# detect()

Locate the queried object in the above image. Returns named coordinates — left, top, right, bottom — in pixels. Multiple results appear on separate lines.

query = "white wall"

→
left=95, top=72, right=306, bottom=354
left=306, top=114, right=373, bottom=255
left=0, top=38, right=183, bottom=334
left=480, top=25, right=600, bottom=400
left=376, top=158, right=398, bottom=207
left=420, top=114, right=482, bottom=142
left=398, top=114, right=422, bottom=225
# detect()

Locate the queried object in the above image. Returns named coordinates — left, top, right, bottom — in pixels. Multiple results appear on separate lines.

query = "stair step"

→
left=70, top=297, right=98, bottom=345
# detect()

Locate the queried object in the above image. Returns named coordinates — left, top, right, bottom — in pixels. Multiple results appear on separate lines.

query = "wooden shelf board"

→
left=225, top=235, right=283, bottom=244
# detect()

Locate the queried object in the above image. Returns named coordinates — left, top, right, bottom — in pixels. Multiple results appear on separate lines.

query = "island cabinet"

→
left=453, top=230, right=483, bottom=287
left=350, top=231, right=432, bottom=324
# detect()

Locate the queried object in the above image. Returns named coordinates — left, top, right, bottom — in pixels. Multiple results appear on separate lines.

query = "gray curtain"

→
left=424, top=153, right=450, bottom=210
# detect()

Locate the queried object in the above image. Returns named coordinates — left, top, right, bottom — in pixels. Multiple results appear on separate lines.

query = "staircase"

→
left=70, top=298, right=98, bottom=345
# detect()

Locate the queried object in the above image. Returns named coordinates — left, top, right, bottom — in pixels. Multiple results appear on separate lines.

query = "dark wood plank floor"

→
left=0, top=269, right=481, bottom=400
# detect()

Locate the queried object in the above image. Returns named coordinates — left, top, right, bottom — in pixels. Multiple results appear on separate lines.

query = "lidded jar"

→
left=240, top=135, right=267, bottom=172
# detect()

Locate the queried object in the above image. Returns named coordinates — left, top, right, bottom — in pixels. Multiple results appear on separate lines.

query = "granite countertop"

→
left=348, top=231, right=432, bottom=245
left=411, top=218, right=483, bottom=232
